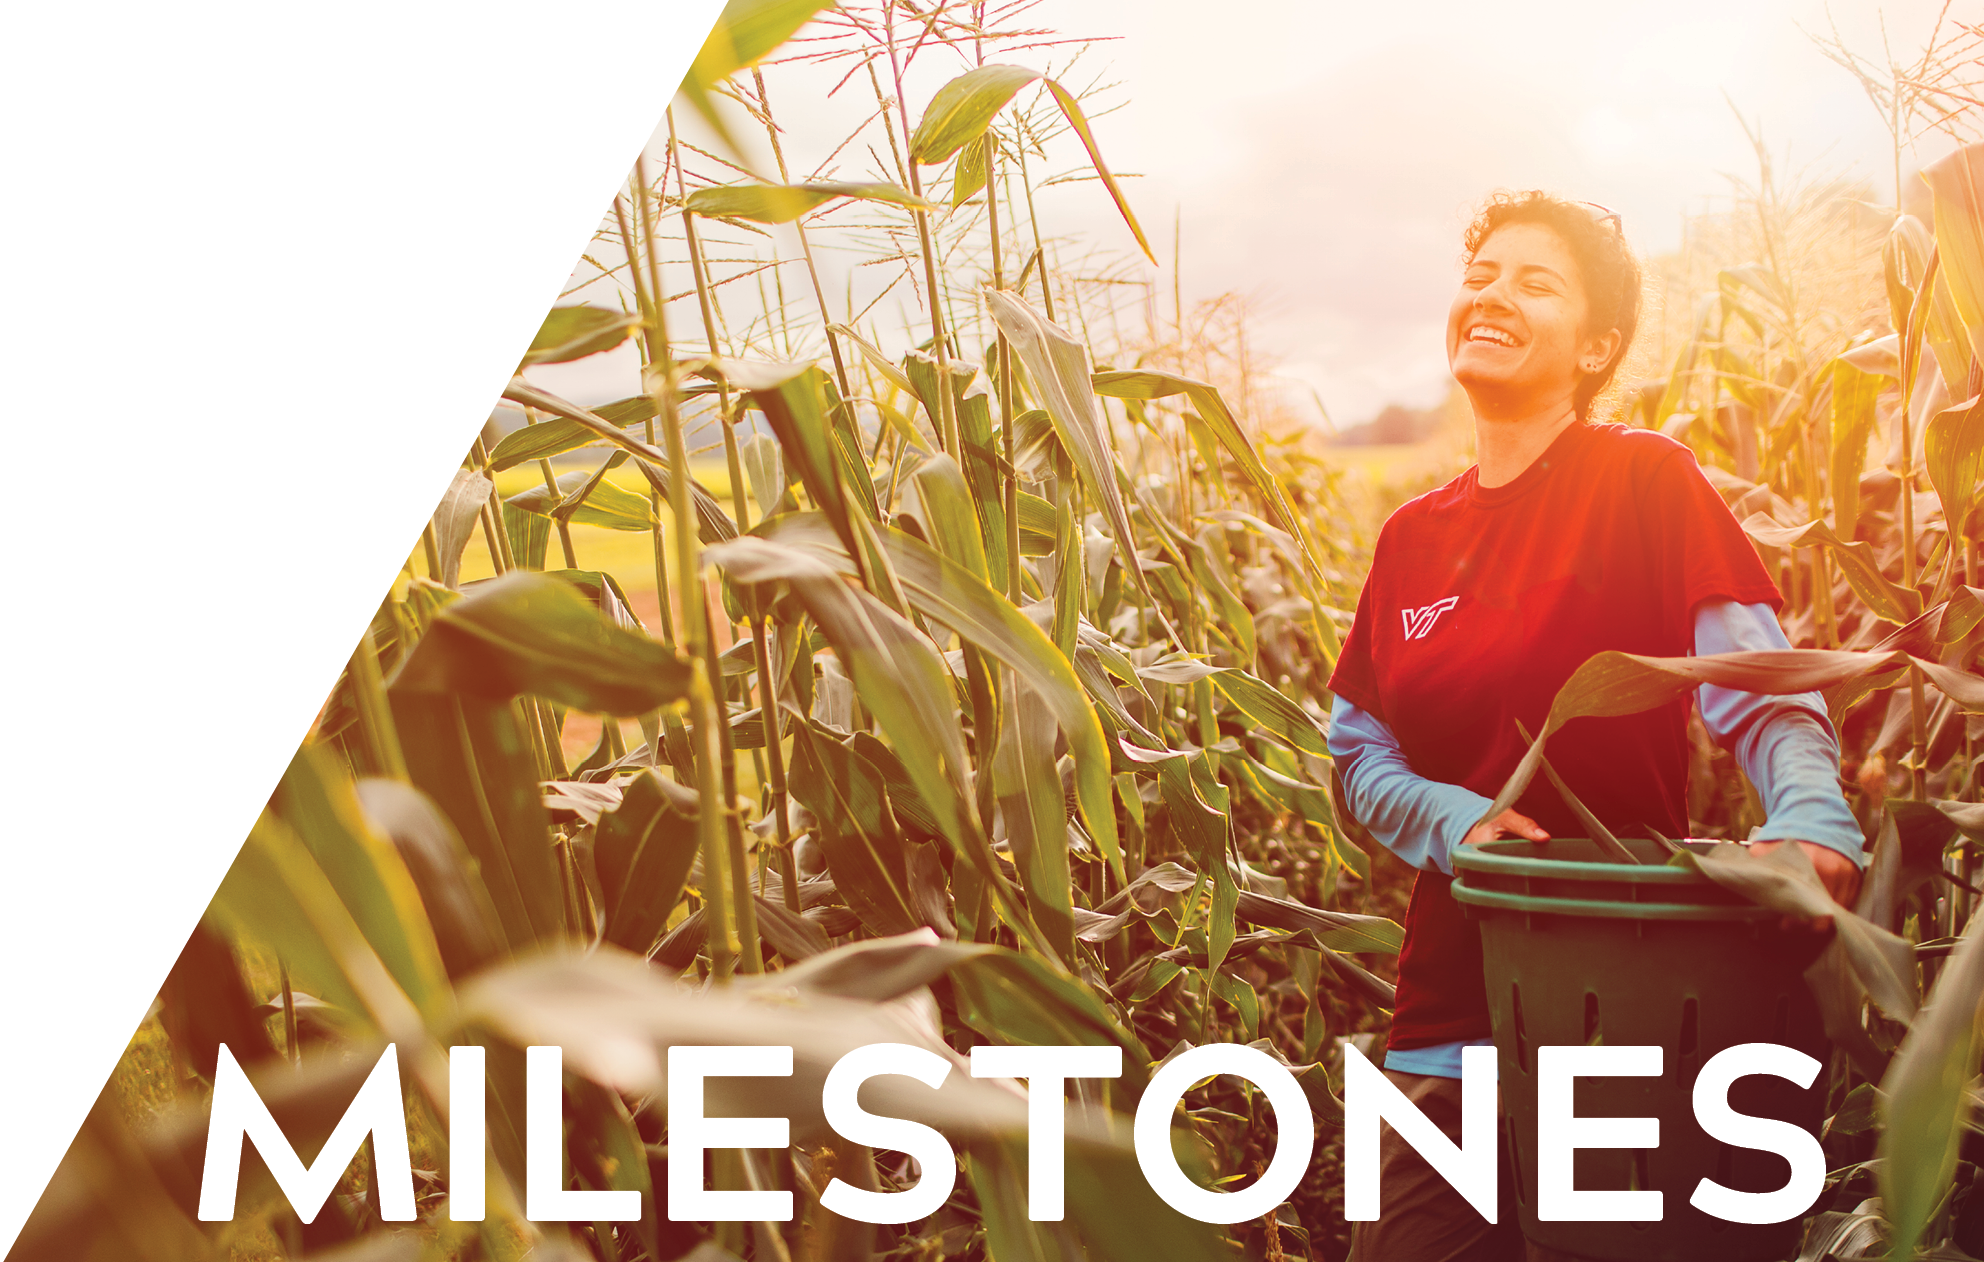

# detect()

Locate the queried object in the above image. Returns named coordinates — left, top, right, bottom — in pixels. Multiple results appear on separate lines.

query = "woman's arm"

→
left=1694, top=599, right=1866, bottom=915
left=1327, top=694, right=1500, bottom=874
left=1692, top=600, right=1866, bottom=864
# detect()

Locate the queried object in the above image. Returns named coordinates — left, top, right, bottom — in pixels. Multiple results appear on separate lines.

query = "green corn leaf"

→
left=984, top=289, right=1173, bottom=641
left=547, top=452, right=638, bottom=528
left=1231, top=884, right=1402, bottom=955
left=755, top=511, right=1121, bottom=871
left=1233, top=755, right=1331, bottom=828
left=1513, top=717, right=1638, bottom=865
left=847, top=731, right=943, bottom=840
left=720, top=359, right=866, bottom=548
left=680, top=0, right=837, bottom=166
left=1741, top=512, right=1921, bottom=624
left=387, top=576, right=689, bottom=950
left=826, top=322, right=922, bottom=400
left=1062, top=1145, right=1226, bottom=1261
left=754, top=894, right=832, bottom=961
left=1880, top=904, right=1984, bottom=1262
left=520, top=305, right=641, bottom=367
left=500, top=376, right=740, bottom=545
left=1481, top=646, right=1984, bottom=827
left=1016, top=489, right=1058, bottom=552
left=1828, top=357, right=1884, bottom=536
left=902, top=352, right=1008, bottom=590
left=507, top=467, right=654, bottom=533
left=906, top=453, right=991, bottom=583
left=1092, top=368, right=1324, bottom=580
left=1143, top=753, right=1238, bottom=967
left=268, top=746, right=452, bottom=1020
left=1943, top=586, right=1984, bottom=645
left=569, top=1078, right=659, bottom=1259
left=1689, top=843, right=1916, bottom=1045
left=953, top=133, right=988, bottom=207
left=484, top=396, right=664, bottom=472
left=709, top=539, right=973, bottom=841
left=993, top=684, right=1074, bottom=962
left=787, top=721, right=925, bottom=936
left=1839, top=333, right=1902, bottom=378
left=755, top=931, right=994, bottom=1002
left=594, top=395, right=661, bottom=427
left=501, top=501, right=549, bottom=570
left=1209, top=669, right=1326, bottom=757
left=537, top=568, right=643, bottom=631
left=353, top=778, right=506, bottom=981
left=1924, top=142, right=1984, bottom=366
left=1040, top=78, right=1156, bottom=264
left=629, top=455, right=742, bottom=546
left=966, top=1144, right=1058, bottom=1262
left=391, top=572, right=690, bottom=715
left=947, top=951, right=1147, bottom=1071
left=388, top=690, right=563, bottom=950
left=593, top=770, right=702, bottom=954
left=908, top=64, right=1041, bottom=164
left=1925, top=392, right=1984, bottom=543
left=1890, top=213, right=1974, bottom=389
left=1051, top=479, right=1081, bottom=658
left=741, top=431, right=792, bottom=520
left=210, top=813, right=425, bottom=1040
left=431, top=468, right=492, bottom=590
left=713, top=535, right=1079, bottom=960
left=487, top=417, right=593, bottom=471
left=685, top=180, right=933, bottom=224
left=1189, top=525, right=1255, bottom=665
left=1207, top=971, right=1261, bottom=1039
left=1315, top=943, right=1399, bottom=1009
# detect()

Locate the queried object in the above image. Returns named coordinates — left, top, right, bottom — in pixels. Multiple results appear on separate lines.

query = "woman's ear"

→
left=1579, top=327, right=1622, bottom=376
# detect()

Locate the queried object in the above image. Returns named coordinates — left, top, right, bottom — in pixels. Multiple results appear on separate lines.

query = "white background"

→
left=0, top=0, right=722, bottom=1246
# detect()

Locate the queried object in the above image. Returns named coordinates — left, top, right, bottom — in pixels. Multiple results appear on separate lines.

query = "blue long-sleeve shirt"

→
left=1329, top=599, right=1863, bottom=1077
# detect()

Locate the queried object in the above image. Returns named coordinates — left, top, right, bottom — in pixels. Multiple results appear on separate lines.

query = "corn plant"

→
left=1568, top=26, right=1984, bottom=1244
left=18, top=4, right=1400, bottom=1261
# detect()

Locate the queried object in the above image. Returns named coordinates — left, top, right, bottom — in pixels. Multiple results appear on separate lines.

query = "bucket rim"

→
left=1450, top=881, right=1777, bottom=922
left=1453, top=837, right=1724, bottom=885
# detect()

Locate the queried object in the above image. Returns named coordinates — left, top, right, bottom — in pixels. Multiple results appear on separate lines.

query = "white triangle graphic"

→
left=0, top=0, right=727, bottom=1248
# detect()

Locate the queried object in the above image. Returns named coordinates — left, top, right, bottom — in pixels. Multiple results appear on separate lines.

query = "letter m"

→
left=199, top=1043, right=416, bottom=1222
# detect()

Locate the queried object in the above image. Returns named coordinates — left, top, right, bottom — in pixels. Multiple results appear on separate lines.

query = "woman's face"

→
left=1446, top=221, right=1618, bottom=419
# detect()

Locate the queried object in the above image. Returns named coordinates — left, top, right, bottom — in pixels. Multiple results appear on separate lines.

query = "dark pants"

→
left=1348, top=1070, right=1583, bottom=1262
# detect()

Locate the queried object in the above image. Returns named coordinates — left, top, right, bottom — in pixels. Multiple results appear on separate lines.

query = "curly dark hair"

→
left=1462, top=190, right=1643, bottom=418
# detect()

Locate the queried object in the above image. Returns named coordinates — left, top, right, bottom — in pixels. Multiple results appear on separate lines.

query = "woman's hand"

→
left=1748, top=839, right=1863, bottom=931
left=1462, top=809, right=1550, bottom=849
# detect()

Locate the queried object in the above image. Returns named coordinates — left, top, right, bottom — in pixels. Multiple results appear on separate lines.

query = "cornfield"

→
left=20, top=4, right=1984, bottom=1262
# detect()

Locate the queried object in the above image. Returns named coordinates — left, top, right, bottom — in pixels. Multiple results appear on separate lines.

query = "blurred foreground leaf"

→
left=1881, top=904, right=1984, bottom=1262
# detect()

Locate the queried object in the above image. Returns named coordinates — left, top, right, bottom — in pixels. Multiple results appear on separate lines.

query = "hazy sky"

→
left=536, top=0, right=1960, bottom=431
left=1009, top=0, right=1948, bottom=424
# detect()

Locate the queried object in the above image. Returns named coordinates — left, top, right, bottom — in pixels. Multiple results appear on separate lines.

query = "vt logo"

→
left=1400, top=596, right=1458, bottom=640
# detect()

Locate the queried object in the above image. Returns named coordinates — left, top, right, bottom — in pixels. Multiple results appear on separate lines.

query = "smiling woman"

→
left=1449, top=193, right=1643, bottom=481
left=1325, top=189, right=1866, bottom=1261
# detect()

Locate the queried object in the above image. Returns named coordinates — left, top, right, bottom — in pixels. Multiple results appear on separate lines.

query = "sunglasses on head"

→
left=1578, top=201, right=1623, bottom=234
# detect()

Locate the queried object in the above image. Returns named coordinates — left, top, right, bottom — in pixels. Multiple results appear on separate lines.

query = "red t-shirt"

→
left=1328, top=421, right=1781, bottom=1049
